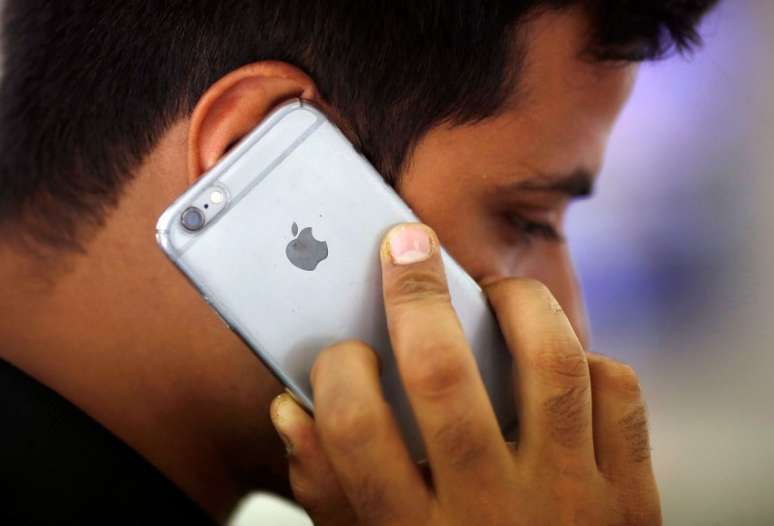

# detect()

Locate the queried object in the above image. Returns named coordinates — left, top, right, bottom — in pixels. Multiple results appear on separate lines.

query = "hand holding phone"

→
left=157, top=100, right=516, bottom=459
left=270, top=224, right=661, bottom=526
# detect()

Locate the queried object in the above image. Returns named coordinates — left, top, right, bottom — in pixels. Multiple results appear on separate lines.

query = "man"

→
left=0, top=1, right=717, bottom=524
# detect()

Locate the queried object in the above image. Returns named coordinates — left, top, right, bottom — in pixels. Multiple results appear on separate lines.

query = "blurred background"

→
left=232, top=1, right=774, bottom=524
left=568, top=1, right=774, bottom=524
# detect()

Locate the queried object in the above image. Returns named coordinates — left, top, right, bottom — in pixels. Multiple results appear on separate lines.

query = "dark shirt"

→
left=0, top=357, right=217, bottom=525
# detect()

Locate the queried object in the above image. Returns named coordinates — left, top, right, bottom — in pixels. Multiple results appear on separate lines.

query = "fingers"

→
left=380, top=223, right=512, bottom=498
left=587, top=353, right=655, bottom=481
left=484, top=278, right=595, bottom=467
left=311, top=340, right=430, bottom=525
left=270, top=393, right=357, bottom=526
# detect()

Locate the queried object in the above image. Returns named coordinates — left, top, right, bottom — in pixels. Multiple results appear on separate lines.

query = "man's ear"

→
left=187, top=61, right=320, bottom=184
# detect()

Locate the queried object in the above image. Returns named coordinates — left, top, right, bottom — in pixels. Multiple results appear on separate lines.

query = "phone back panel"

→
left=157, top=100, right=516, bottom=458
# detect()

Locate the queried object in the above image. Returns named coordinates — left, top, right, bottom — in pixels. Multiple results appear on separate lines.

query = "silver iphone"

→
left=156, top=99, right=516, bottom=459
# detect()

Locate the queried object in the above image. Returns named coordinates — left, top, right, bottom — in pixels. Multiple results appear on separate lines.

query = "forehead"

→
left=500, top=7, right=638, bottom=173
left=401, top=7, right=637, bottom=196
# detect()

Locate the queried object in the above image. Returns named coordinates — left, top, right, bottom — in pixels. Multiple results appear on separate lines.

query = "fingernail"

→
left=387, top=224, right=432, bottom=265
left=270, top=394, right=295, bottom=456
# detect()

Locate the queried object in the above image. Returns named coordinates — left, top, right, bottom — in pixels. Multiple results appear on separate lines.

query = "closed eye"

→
left=507, top=213, right=564, bottom=244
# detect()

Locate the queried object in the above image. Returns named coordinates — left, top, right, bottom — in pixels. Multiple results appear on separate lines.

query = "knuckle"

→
left=319, top=397, right=382, bottom=453
left=389, top=267, right=450, bottom=307
left=510, top=278, right=556, bottom=305
left=402, top=342, right=469, bottom=399
left=431, top=414, right=489, bottom=469
left=313, top=340, right=378, bottom=385
left=619, top=404, right=652, bottom=464
left=543, top=384, right=591, bottom=449
left=533, top=344, right=589, bottom=383
left=592, top=356, right=643, bottom=397
left=488, top=277, right=556, bottom=309
left=611, top=363, right=642, bottom=396
left=515, top=277, right=553, bottom=296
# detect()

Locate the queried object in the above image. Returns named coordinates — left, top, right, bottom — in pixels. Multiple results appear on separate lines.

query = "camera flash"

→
left=209, top=190, right=225, bottom=204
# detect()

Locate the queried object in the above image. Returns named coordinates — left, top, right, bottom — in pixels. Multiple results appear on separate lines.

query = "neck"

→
left=0, top=158, right=290, bottom=521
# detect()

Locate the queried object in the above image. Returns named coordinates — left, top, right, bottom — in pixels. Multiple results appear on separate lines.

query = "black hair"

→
left=0, top=0, right=717, bottom=250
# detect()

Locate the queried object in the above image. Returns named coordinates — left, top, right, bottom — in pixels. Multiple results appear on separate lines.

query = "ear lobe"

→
left=187, top=62, right=319, bottom=184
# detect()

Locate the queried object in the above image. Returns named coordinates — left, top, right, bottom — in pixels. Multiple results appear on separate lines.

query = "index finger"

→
left=380, top=223, right=512, bottom=499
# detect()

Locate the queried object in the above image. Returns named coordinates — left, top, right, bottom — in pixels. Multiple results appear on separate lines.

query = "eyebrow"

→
left=508, top=169, right=596, bottom=198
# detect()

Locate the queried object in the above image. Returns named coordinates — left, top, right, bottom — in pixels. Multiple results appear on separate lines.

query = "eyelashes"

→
left=507, top=213, right=564, bottom=244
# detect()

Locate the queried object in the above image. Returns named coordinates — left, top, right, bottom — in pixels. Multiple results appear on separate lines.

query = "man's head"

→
left=0, top=0, right=717, bottom=517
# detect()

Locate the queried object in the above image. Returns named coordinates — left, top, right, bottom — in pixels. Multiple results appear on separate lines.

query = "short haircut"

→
left=0, top=0, right=717, bottom=250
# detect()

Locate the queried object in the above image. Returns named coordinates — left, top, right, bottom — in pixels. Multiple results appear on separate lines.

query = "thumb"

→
left=270, top=393, right=358, bottom=525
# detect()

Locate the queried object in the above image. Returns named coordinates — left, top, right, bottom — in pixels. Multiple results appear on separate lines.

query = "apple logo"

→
left=286, top=222, right=329, bottom=271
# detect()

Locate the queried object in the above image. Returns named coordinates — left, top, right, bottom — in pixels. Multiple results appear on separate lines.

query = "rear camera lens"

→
left=181, top=207, right=205, bottom=232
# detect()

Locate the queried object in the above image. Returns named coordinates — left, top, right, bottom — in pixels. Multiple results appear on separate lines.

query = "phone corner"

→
left=154, top=209, right=179, bottom=260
